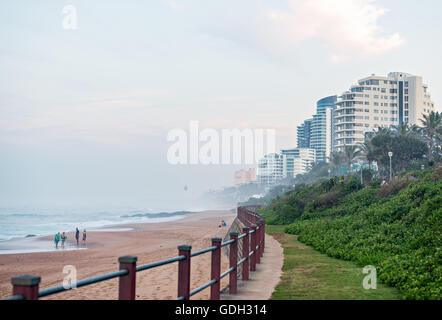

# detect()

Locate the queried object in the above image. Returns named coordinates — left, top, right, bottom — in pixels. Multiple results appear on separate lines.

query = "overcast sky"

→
left=1, top=0, right=441, bottom=211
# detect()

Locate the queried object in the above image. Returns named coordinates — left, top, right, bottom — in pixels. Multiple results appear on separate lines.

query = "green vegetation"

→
left=267, top=225, right=401, bottom=300
left=261, top=168, right=442, bottom=300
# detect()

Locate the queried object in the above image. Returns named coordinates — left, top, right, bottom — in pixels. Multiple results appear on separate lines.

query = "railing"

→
left=2, top=206, right=265, bottom=300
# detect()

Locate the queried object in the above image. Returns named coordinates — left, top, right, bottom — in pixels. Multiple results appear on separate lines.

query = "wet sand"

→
left=0, top=209, right=236, bottom=300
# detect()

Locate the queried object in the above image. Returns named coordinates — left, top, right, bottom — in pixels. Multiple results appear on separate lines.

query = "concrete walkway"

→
left=220, top=234, right=284, bottom=300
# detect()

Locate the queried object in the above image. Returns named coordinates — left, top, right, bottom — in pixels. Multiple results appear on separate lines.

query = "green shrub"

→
left=267, top=168, right=442, bottom=300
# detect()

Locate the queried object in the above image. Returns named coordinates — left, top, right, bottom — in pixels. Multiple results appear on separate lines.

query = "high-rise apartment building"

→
left=297, top=118, right=313, bottom=148
left=334, top=72, right=435, bottom=152
left=310, top=96, right=337, bottom=162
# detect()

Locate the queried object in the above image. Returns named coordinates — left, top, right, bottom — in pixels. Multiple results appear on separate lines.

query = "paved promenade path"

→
left=221, top=234, right=283, bottom=300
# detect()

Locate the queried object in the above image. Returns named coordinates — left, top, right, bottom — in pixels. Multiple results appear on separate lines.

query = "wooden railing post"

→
left=262, top=220, right=266, bottom=253
left=177, top=245, right=192, bottom=300
left=11, top=275, right=40, bottom=300
left=118, top=255, right=137, bottom=300
left=229, top=232, right=238, bottom=294
left=259, top=220, right=264, bottom=258
left=250, top=224, right=257, bottom=272
left=210, top=238, right=222, bottom=300
left=242, top=227, right=250, bottom=281
left=256, top=222, right=261, bottom=264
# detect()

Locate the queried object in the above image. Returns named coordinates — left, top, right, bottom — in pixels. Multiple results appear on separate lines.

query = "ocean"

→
left=0, top=207, right=193, bottom=242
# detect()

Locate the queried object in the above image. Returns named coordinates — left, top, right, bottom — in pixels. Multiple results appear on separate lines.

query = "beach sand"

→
left=0, top=209, right=237, bottom=300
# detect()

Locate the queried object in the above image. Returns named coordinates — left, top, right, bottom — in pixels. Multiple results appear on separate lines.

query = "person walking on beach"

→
left=54, top=232, right=60, bottom=249
left=61, top=232, right=67, bottom=248
left=75, top=228, right=80, bottom=246
left=82, top=229, right=87, bottom=246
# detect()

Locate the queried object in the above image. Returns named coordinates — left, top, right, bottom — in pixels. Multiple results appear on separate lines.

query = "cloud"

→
left=206, top=0, right=404, bottom=62
left=268, top=0, right=405, bottom=62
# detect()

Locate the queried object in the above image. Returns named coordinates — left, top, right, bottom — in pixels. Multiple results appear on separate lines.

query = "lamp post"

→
left=388, top=152, right=393, bottom=181
left=360, top=163, right=363, bottom=185
left=328, top=169, right=331, bottom=179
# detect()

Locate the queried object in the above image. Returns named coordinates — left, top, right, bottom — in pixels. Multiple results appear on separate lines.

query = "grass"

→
left=267, top=225, right=402, bottom=300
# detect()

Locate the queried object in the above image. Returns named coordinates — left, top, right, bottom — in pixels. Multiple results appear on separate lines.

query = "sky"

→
left=0, top=0, right=441, bottom=211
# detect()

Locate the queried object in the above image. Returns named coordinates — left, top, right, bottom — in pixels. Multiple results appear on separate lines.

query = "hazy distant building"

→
left=258, top=149, right=316, bottom=185
left=234, top=168, right=256, bottom=185
left=281, top=148, right=316, bottom=178
left=257, top=153, right=284, bottom=186
left=334, top=72, right=435, bottom=152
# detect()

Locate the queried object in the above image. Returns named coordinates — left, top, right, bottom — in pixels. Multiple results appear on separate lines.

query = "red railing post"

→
left=256, top=222, right=262, bottom=264
left=11, top=275, right=40, bottom=300
left=177, top=245, right=192, bottom=300
left=229, top=232, right=238, bottom=294
left=210, top=238, right=222, bottom=300
left=118, top=255, right=137, bottom=300
left=262, top=220, right=266, bottom=253
left=250, top=224, right=257, bottom=272
left=259, top=220, right=264, bottom=258
left=242, top=227, right=250, bottom=281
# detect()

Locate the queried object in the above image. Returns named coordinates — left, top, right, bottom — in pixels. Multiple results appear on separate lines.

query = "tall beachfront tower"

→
left=297, top=118, right=313, bottom=148
left=334, top=72, right=435, bottom=152
left=310, top=96, right=337, bottom=162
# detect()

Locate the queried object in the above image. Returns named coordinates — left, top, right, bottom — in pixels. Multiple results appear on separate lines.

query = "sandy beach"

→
left=0, top=209, right=237, bottom=300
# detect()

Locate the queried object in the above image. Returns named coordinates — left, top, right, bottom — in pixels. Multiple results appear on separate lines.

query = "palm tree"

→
left=392, top=123, right=409, bottom=136
left=420, top=111, right=442, bottom=162
left=328, top=152, right=344, bottom=175
left=359, top=141, right=375, bottom=169
left=343, top=146, right=361, bottom=170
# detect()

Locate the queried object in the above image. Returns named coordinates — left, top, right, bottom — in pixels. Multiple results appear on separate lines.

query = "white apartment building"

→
left=257, top=148, right=316, bottom=185
left=257, top=153, right=284, bottom=186
left=334, top=72, right=435, bottom=152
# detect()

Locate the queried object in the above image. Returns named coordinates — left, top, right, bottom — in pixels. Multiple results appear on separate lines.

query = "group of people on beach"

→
left=54, top=228, right=86, bottom=249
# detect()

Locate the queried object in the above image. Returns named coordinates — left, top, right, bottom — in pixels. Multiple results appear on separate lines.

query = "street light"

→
left=388, top=152, right=393, bottom=181
left=328, top=169, right=331, bottom=178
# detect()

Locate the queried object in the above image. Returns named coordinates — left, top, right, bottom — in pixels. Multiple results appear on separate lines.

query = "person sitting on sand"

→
left=54, top=232, right=60, bottom=249
left=75, top=228, right=80, bottom=246
left=61, top=232, right=67, bottom=248
left=82, top=230, right=87, bottom=245
left=223, top=220, right=227, bottom=227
